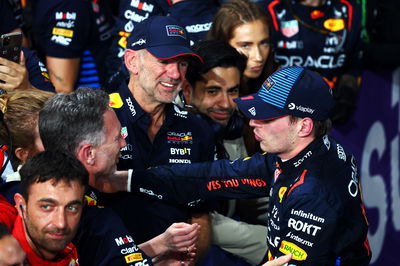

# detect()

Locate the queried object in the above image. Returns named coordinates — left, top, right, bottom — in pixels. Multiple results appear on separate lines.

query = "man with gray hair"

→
left=107, top=15, right=215, bottom=261
left=39, top=87, right=200, bottom=265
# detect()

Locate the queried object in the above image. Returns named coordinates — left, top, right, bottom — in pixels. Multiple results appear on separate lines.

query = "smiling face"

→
left=20, top=179, right=84, bottom=260
left=135, top=50, right=189, bottom=104
left=229, top=19, right=270, bottom=80
left=189, top=66, right=240, bottom=126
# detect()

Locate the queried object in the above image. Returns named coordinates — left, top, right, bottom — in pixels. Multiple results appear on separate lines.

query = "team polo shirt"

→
left=107, top=83, right=216, bottom=243
left=75, top=186, right=153, bottom=266
left=24, top=48, right=55, bottom=92
left=32, top=0, right=115, bottom=88
left=266, top=0, right=362, bottom=86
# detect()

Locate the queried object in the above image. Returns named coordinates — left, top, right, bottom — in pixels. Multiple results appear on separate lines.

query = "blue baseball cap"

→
left=234, top=67, right=335, bottom=120
left=127, top=16, right=203, bottom=62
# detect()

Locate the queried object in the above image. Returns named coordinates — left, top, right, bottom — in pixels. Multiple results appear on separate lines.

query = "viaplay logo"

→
left=288, top=103, right=315, bottom=114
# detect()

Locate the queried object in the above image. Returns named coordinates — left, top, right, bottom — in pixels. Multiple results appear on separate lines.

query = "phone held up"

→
left=0, top=32, right=22, bottom=64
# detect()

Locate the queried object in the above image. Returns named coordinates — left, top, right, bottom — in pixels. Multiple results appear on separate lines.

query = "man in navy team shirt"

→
left=106, top=16, right=216, bottom=262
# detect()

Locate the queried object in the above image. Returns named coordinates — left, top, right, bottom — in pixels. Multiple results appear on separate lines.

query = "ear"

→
left=15, top=147, right=29, bottom=164
left=76, top=144, right=95, bottom=167
left=298, top=118, right=314, bottom=138
left=14, top=193, right=26, bottom=217
left=124, top=49, right=139, bottom=75
left=181, top=80, right=193, bottom=105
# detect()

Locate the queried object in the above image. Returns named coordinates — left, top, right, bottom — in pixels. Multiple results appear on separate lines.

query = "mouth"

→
left=47, top=232, right=68, bottom=240
left=250, top=65, right=263, bottom=72
left=253, top=130, right=262, bottom=141
left=211, top=111, right=231, bottom=121
left=160, top=81, right=179, bottom=90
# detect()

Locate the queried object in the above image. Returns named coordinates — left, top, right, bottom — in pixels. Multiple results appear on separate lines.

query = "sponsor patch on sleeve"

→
left=279, top=240, right=308, bottom=261
left=52, top=27, right=74, bottom=37
left=124, top=253, right=143, bottom=263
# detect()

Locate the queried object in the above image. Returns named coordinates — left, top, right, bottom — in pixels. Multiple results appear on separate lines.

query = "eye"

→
left=260, top=40, right=270, bottom=47
left=206, top=88, right=218, bottom=95
left=179, top=60, right=189, bottom=68
left=66, top=205, right=80, bottom=213
left=228, top=88, right=240, bottom=95
left=40, top=204, right=53, bottom=211
left=240, top=43, right=250, bottom=49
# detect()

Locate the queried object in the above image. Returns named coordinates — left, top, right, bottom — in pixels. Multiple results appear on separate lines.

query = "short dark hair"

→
left=39, top=87, right=109, bottom=156
left=185, top=40, right=247, bottom=88
left=19, top=150, right=88, bottom=201
left=0, top=223, right=10, bottom=239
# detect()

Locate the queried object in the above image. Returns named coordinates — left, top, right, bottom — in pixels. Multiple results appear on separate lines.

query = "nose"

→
left=54, top=209, right=67, bottom=229
left=217, top=93, right=234, bottom=109
left=249, top=119, right=257, bottom=128
left=166, top=62, right=181, bottom=80
left=250, top=46, right=263, bottom=62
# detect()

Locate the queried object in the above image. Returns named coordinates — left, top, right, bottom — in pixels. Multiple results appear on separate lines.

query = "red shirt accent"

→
left=12, top=216, right=79, bottom=266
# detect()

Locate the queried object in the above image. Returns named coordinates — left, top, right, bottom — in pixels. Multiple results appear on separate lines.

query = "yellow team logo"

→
left=125, top=253, right=143, bottom=263
left=85, top=195, right=97, bottom=206
left=278, top=187, right=287, bottom=203
left=279, top=240, right=308, bottom=261
left=109, top=93, right=123, bottom=108
left=323, top=19, right=345, bottom=32
left=52, top=27, right=74, bottom=37
left=267, top=250, right=273, bottom=261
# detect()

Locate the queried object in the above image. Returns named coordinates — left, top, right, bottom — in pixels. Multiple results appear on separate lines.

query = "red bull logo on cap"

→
left=166, top=25, right=186, bottom=39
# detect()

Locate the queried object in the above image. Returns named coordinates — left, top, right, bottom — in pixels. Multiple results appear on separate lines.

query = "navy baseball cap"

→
left=127, top=16, right=203, bottom=62
left=234, top=67, right=335, bottom=120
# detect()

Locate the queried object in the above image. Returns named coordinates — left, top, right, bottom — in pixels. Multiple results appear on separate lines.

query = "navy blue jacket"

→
left=130, top=135, right=371, bottom=265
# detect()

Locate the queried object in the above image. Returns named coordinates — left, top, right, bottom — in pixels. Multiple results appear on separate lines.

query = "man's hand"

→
left=262, top=253, right=292, bottom=266
left=138, top=222, right=200, bottom=259
left=161, top=222, right=200, bottom=253
left=0, top=52, right=32, bottom=91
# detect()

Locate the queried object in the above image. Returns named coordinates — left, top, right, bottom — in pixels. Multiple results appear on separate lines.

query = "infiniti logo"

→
left=288, top=103, right=296, bottom=110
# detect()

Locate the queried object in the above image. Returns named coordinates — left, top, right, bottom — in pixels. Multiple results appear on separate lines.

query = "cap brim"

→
left=147, top=46, right=203, bottom=63
left=234, top=94, right=287, bottom=120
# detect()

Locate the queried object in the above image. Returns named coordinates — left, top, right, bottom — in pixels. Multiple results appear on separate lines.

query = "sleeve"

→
left=276, top=193, right=339, bottom=265
left=131, top=153, right=273, bottom=205
left=75, top=206, right=153, bottom=266
left=23, top=48, right=55, bottom=92
left=38, top=0, right=92, bottom=58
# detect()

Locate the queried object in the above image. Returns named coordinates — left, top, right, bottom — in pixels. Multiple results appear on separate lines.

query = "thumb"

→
left=19, top=51, right=25, bottom=67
